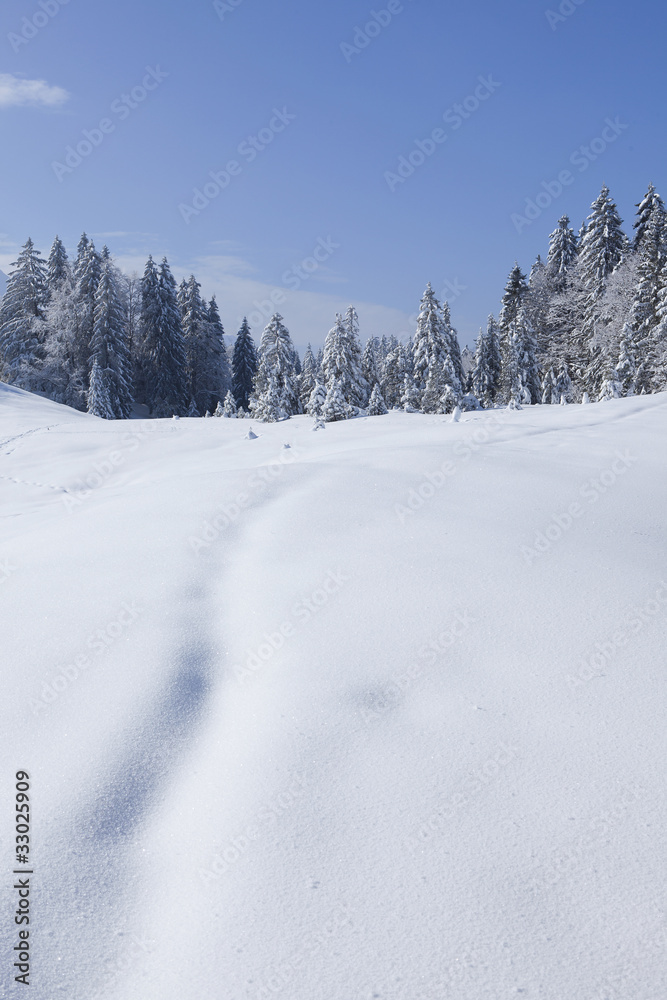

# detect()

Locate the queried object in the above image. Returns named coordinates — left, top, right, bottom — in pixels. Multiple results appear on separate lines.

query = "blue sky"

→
left=0, top=0, right=665, bottom=352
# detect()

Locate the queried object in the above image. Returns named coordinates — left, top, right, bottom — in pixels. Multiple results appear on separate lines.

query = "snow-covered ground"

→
left=2, top=382, right=667, bottom=1000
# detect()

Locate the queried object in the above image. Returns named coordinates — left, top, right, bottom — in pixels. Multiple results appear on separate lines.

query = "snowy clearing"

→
left=1, top=383, right=667, bottom=1000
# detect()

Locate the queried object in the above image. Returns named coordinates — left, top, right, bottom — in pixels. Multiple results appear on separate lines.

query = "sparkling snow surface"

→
left=1, top=382, right=667, bottom=1000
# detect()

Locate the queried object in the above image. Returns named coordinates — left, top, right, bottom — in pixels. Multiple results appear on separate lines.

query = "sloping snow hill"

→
left=1, top=382, right=667, bottom=1000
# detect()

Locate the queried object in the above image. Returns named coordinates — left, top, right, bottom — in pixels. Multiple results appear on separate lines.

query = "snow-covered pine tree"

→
left=412, top=282, right=445, bottom=393
left=421, top=361, right=446, bottom=414
left=471, top=316, right=501, bottom=406
left=231, top=318, right=259, bottom=410
left=578, top=186, right=629, bottom=390
left=400, top=373, right=421, bottom=412
left=343, top=305, right=368, bottom=406
left=0, top=238, right=48, bottom=389
left=555, top=361, right=574, bottom=403
left=633, top=183, right=665, bottom=252
left=307, top=381, right=326, bottom=417
left=252, top=373, right=285, bottom=422
left=546, top=216, right=578, bottom=288
left=89, top=254, right=133, bottom=418
left=615, top=323, right=637, bottom=396
left=76, top=239, right=102, bottom=375
left=516, top=309, right=541, bottom=404
left=222, top=389, right=237, bottom=417
left=629, top=203, right=665, bottom=389
left=361, top=338, right=381, bottom=392
left=179, top=274, right=212, bottom=413
left=320, top=311, right=365, bottom=411
left=200, top=294, right=232, bottom=413
left=322, top=379, right=349, bottom=422
left=381, top=343, right=408, bottom=408
left=498, top=263, right=528, bottom=404
left=87, top=358, right=115, bottom=419
left=252, top=313, right=299, bottom=418
left=41, top=270, right=87, bottom=409
left=213, top=400, right=224, bottom=417
left=367, top=383, right=388, bottom=415
left=440, top=299, right=465, bottom=390
left=46, top=236, right=71, bottom=295
left=298, top=343, right=318, bottom=410
left=541, top=368, right=558, bottom=405
left=153, top=258, right=189, bottom=416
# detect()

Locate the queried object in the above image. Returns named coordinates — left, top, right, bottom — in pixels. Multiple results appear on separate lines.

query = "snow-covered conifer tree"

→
left=87, top=358, right=115, bottom=419
left=633, top=183, right=665, bottom=252
left=367, top=383, right=388, bottom=415
left=231, top=318, right=258, bottom=410
left=89, top=255, right=133, bottom=418
left=307, top=381, right=326, bottom=417
left=322, top=379, right=349, bottom=422
left=0, top=238, right=48, bottom=388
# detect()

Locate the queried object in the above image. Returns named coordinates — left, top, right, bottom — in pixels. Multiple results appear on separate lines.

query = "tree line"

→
left=0, top=182, right=665, bottom=422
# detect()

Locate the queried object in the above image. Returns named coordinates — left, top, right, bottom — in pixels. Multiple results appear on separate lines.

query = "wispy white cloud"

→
left=0, top=74, right=69, bottom=109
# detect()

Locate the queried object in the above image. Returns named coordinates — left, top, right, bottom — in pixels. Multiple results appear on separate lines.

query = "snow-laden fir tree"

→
left=555, top=361, right=573, bottom=403
left=541, top=367, right=558, bottom=405
left=440, top=299, right=465, bottom=390
left=322, top=379, right=349, bottom=422
left=361, top=338, right=381, bottom=391
left=41, top=270, right=88, bottom=409
left=498, top=264, right=528, bottom=404
left=179, top=274, right=218, bottom=415
left=201, top=294, right=232, bottom=412
left=633, top=183, right=665, bottom=252
left=400, top=374, right=421, bottom=412
left=615, top=323, right=637, bottom=396
left=231, top=317, right=258, bottom=410
left=470, top=315, right=501, bottom=406
left=251, top=313, right=300, bottom=419
left=76, top=239, right=102, bottom=373
left=546, top=216, right=578, bottom=287
left=298, top=344, right=319, bottom=410
left=578, top=185, right=628, bottom=379
left=0, top=238, right=48, bottom=389
left=222, top=389, right=237, bottom=417
left=367, top=383, right=388, bottom=415
left=320, top=310, right=366, bottom=411
left=381, top=343, right=408, bottom=408
left=87, top=358, right=116, bottom=419
left=307, top=381, right=326, bottom=417
left=89, top=253, right=133, bottom=418
left=213, top=400, right=224, bottom=417
left=154, top=259, right=189, bottom=416
left=46, top=236, right=71, bottom=295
